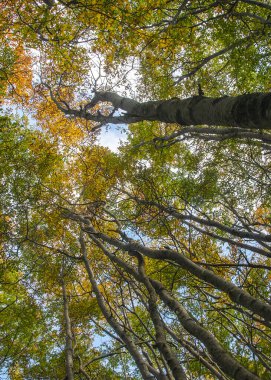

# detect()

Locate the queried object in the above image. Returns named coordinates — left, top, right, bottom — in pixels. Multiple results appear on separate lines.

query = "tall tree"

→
left=0, top=1, right=271, bottom=379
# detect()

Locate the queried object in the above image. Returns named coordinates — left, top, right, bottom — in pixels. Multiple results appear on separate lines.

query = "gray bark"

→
left=67, top=213, right=271, bottom=323
left=79, top=232, right=156, bottom=380
left=126, top=196, right=271, bottom=258
left=84, top=230, right=261, bottom=380
left=151, top=279, right=261, bottom=380
left=61, top=275, right=74, bottom=380
left=51, top=88, right=271, bottom=131
left=135, top=251, right=187, bottom=380
left=115, top=92, right=271, bottom=130
left=164, top=328, right=228, bottom=380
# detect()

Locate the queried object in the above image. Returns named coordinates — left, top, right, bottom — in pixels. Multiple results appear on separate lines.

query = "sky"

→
left=97, top=124, right=128, bottom=152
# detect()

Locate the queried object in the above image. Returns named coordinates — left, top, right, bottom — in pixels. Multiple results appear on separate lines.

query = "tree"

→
left=49, top=89, right=271, bottom=148
left=0, top=1, right=271, bottom=379
left=1, top=114, right=270, bottom=379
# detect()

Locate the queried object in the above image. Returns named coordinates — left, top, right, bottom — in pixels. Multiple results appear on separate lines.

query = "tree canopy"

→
left=0, top=1, right=271, bottom=379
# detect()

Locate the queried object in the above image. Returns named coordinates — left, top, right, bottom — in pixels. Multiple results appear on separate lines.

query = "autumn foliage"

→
left=0, top=1, right=271, bottom=380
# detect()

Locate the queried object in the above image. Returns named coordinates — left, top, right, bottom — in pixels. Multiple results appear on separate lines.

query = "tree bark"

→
left=61, top=275, right=74, bottom=380
left=151, top=279, right=261, bottom=380
left=66, top=213, right=271, bottom=323
left=126, top=92, right=271, bottom=129
left=84, top=231, right=261, bottom=380
left=52, top=89, right=271, bottom=130
left=124, top=92, right=271, bottom=129
left=126, top=196, right=271, bottom=258
left=135, top=251, right=187, bottom=380
left=79, top=232, right=156, bottom=380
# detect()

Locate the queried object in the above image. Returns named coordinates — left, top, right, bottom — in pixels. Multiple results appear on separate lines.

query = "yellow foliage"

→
left=35, top=96, right=85, bottom=144
left=10, top=44, right=33, bottom=101
left=254, top=206, right=271, bottom=226
left=0, top=42, right=34, bottom=104
left=9, top=363, right=23, bottom=380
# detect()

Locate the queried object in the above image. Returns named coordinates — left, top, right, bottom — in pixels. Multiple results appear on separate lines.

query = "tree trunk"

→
left=79, top=232, right=156, bottom=380
left=53, top=89, right=271, bottom=130
left=61, top=275, right=74, bottom=380
left=83, top=229, right=261, bottom=380
left=73, top=216, right=271, bottom=324
left=154, top=93, right=271, bottom=129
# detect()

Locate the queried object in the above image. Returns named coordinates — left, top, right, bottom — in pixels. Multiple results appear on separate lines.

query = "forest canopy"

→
left=0, top=1, right=271, bottom=379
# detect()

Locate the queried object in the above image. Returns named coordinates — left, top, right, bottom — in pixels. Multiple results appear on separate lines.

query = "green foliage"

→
left=0, top=2, right=271, bottom=379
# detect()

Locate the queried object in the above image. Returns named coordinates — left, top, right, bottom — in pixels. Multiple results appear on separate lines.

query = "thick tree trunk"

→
left=153, top=93, right=271, bottom=129
left=85, top=91, right=271, bottom=129
left=54, top=89, right=271, bottom=130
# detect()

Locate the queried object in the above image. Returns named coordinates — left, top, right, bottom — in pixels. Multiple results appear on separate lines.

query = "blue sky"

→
left=98, top=124, right=128, bottom=152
